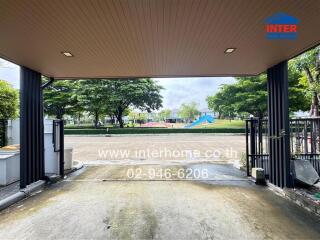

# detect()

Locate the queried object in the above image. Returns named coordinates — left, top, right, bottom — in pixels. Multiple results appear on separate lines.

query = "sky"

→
left=0, top=59, right=20, bottom=89
left=154, top=77, right=236, bottom=110
left=0, top=58, right=236, bottom=109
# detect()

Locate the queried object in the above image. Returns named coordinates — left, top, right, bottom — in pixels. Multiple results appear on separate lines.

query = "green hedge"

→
left=64, top=127, right=245, bottom=135
left=65, top=125, right=166, bottom=129
left=65, top=125, right=110, bottom=129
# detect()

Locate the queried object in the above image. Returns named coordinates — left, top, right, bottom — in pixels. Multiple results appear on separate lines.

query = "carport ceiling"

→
left=0, top=0, right=319, bottom=78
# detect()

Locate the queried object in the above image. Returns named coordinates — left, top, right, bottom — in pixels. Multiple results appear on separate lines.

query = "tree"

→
left=71, top=111, right=84, bottom=125
left=292, top=46, right=320, bottom=116
left=159, top=109, right=172, bottom=121
left=231, top=75, right=268, bottom=118
left=207, top=64, right=309, bottom=118
left=128, top=110, right=148, bottom=126
left=287, top=62, right=310, bottom=113
left=178, top=102, right=200, bottom=122
left=106, top=78, right=163, bottom=128
left=207, top=85, right=239, bottom=119
left=0, top=80, right=19, bottom=119
left=43, top=80, right=79, bottom=119
left=76, top=79, right=110, bottom=128
left=105, top=104, right=117, bottom=125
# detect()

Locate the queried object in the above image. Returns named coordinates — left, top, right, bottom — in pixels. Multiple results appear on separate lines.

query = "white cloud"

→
left=154, top=77, right=236, bottom=110
left=0, top=58, right=20, bottom=89
left=0, top=57, right=237, bottom=106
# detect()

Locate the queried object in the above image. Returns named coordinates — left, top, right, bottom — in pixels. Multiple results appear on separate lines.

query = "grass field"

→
left=64, top=119, right=246, bottom=134
left=66, top=119, right=245, bottom=130
left=196, top=119, right=245, bottom=129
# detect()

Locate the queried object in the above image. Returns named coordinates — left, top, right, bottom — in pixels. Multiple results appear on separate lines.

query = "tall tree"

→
left=106, top=78, right=163, bottom=128
left=207, top=85, right=239, bottom=119
left=76, top=79, right=110, bottom=128
left=288, top=62, right=310, bottom=113
left=292, top=46, right=320, bottom=116
left=0, top=80, right=19, bottom=119
left=105, top=103, right=117, bottom=125
left=159, top=109, right=172, bottom=121
left=178, top=102, right=200, bottom=122
left=43, top=80, right=79, bottom=119
left=232, top=75, right=268, bottom=118
left=207, top=63, right=309, bottom=118
left=128, top=110, right=148, bottom=126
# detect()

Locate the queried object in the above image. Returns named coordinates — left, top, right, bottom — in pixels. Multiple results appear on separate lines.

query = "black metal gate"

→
left=246, top=117, right=320, bottom=179
left=53, top=120, right=64, bottom=177
left=245, top=118, right=269, bottom=176
left=289, top=118, right=320, bottom=174
left=0, top=119, right=8, bottom=148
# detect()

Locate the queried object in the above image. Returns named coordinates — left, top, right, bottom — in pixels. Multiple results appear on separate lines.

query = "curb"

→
left=0, top=180, right=45, bottom=211
left=64, top=161, right=84, bottom=175
left=267, top=183, right=320, bottom=217
left=0, top=162, right=83, bottom=212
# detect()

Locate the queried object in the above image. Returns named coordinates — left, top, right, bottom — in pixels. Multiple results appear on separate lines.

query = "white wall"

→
left=44, top=119, right=59, bottom=175
left=7, top=119, right=20, bottom=145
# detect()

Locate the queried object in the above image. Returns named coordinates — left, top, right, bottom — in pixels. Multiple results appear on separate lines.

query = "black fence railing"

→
left=246, top=117, right=320, bottom=178
left=0, top=119, right=8, bottom=148
left=245, top=118, right=269, bottom=176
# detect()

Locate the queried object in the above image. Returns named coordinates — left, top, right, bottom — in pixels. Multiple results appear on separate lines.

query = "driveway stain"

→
left=104, top=191, right=158, bottom=240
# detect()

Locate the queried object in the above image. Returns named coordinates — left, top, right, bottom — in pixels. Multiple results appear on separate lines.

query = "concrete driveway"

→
left=0, top=163, right=319, bottom=240
left=0, top=135, right=319, bottom=239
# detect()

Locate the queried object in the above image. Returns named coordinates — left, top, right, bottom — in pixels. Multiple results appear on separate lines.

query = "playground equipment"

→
left=184, top=115, right=215, bottom=128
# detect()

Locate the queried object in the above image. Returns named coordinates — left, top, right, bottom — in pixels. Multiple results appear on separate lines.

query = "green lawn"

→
left=196, top=119, right=245, bottom=129
left=64, top=119, right=246, bottom=134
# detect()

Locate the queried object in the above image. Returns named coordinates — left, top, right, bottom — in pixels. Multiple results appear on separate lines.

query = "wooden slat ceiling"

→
left=0, top=0, right=319, bottom=78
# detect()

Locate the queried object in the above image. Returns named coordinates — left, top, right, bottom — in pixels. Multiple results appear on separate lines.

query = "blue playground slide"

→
left=184, top=115, right=215, bottom=128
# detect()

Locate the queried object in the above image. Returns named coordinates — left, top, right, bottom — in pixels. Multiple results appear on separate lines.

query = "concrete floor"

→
left=0, top=135, right=319, bottom=239
left=0, top=164, right=319, bottom=240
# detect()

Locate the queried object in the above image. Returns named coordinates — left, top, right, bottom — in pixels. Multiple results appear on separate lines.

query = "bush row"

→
left=65, top=125, right=162, bottom=129
left=64, top=128, right=245, bottom=135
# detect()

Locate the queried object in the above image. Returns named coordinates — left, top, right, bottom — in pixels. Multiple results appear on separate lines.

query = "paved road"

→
left=65, top=134, right=246, bottom=164
left=0, top=163, right=319, bottom=240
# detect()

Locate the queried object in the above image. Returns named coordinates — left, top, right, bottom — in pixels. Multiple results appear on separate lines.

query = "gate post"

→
left=0, top=120, right=8, bottom=148
left=20, top=67, right=45, bottom=188
left=59, top=120, right=64, bottom=177
left=250, top=118, right=256, bottom=169
left=267, top=61, right=291, bottom=188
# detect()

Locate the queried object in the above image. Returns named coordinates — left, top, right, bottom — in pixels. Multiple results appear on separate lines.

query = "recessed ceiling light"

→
left=61, top=51, right=73, bottom=57
left=224, top=48, right=236, bottom=54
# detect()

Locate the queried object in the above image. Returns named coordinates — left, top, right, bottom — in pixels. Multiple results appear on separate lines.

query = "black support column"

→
left=20, top=67, right=45, bottom=188
left=267, top=61, right=291, bottom=188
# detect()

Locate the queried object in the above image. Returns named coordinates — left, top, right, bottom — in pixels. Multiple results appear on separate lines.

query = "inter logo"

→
left=265, top=12, right=299, bottom=40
